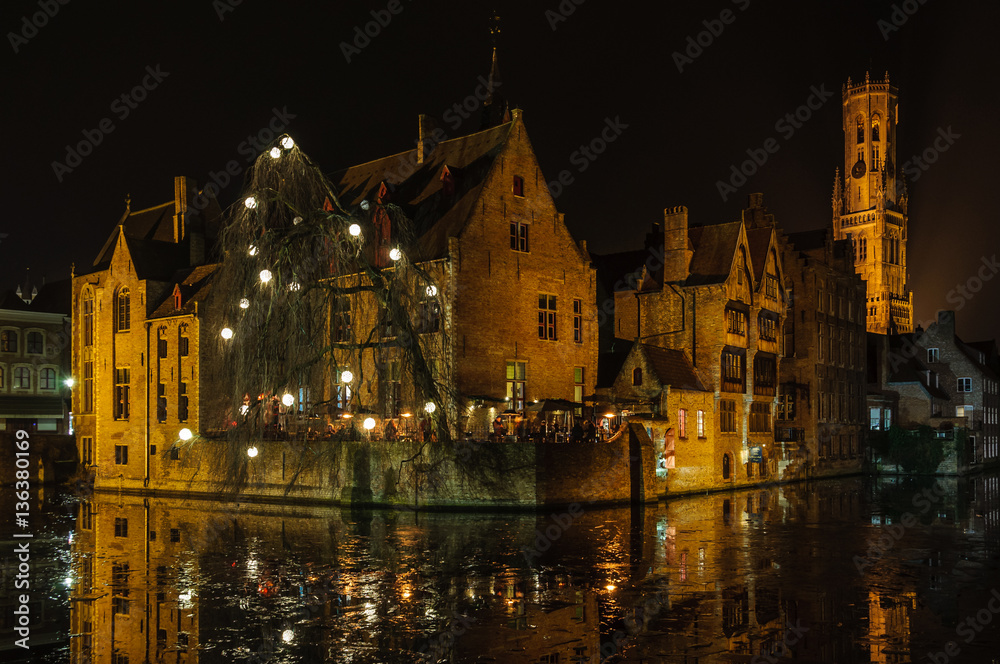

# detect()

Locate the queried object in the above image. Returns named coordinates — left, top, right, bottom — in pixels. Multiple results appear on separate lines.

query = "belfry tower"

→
left=832, top=72, right=913, bottom=334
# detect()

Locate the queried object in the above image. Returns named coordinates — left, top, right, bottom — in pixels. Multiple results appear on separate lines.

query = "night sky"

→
left=3, top=0, right=998, bottom=341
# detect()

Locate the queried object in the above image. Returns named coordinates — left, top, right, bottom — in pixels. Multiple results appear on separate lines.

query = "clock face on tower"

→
left=851, top=158, right=867, bottom=179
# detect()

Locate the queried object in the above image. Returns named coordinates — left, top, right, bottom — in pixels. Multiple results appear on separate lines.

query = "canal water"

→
left=3, top=473, right=999, bottom=663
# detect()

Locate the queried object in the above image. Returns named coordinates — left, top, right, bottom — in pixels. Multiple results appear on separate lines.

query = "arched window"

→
left=871, top=115, right=881, bottom=142
left=26, top=331, right=44, bottom=355
left=14, top=367, right=31, bottom=390
left=856, top=116, right=865, bottom=144
left=723, top=453, right=731, bottom=479
left=1, top=330, right=17, bottom=353
left=116, top=288, right=131, bottom=332
left=82, top=289, right=94, bottom=346
left=632, top=367, right=643, bottom=386
left=40, top=368, right=56, bottom=390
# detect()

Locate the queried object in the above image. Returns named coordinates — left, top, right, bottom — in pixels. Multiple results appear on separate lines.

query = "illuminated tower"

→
left=832, top=72, right=913, bottom=334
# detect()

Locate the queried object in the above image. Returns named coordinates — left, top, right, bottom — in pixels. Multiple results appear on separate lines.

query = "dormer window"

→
left=512, top=175, right=524, bottom=197
left=173, top=285, right=182, bottom=311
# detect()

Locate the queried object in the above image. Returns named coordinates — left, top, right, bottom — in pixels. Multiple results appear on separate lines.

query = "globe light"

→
left=259, top=270, right=272, bottom=283
left=282, top=393, right=295, bottom=407
left=239, top=404, right=249, bottom=415
left=244, top=196, right=257, bottom=209
left=293, top=216, right=303, bottom=225
left=247, top=446, right=259, bottom=458
left=239, top=298, right=250, bottom=309
left=288, top=281, right=301, bottom=292
left=363, top=417, right=376, bottom=430
left=282, top=630, right=294, bottom=643
left=64, top=377, right=75, bottom=388
left=269, top=147, right=281, bottom=159
left=425, top=284, right=438, bottom=297
left=424, top=401, right=436, bottom=414
left=389, top=248, right=402, bottom=261
left=281, top=136, right=294, bottom=149
left=361, top=199, right=370, bottom=211
left=248, top=245, right=258, bottom=256
left=221, top=327, right=233, bottom=340
left=179, top=428, right=193, bottom=441
left=349, top=223, right=362, bottom=237
left=340, top=370, right=354, bottom=383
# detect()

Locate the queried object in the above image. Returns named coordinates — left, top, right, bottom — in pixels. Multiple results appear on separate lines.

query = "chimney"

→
left=417, top=114, right=441, bottom=165
left=742, top=193, right=774, bottom=229
left=174, top=176, right=197, bottom=243
left=662, top=206, right=692, bottom=283
left=936, top=310, right=956, bottom=338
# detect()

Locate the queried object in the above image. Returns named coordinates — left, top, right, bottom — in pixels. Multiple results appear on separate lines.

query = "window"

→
left=81, top=437, right=93, bottom=466
left=178, top=382, right=188, bottom=422
left=418, top=295, right=440, bottom=334
left=632, top=367, right=643, bottom=386
left=39, top=367, right=56, bottom=390
left=678, top=409, right=687, bottom=438
left=726, top=308, right=746, bottom=336
left=758, top=313, right=777, bottom=342
left=958, top=377, right=972, bottom=392
left=79, top=501, right=93, bottom=530
left=574, top=367, right=584, bottom=410
left=573, top=299, right=583, bottom=343
left=722, top=454, right=731, bottom=480
left=856, top=116, right=864, bottom=144
left=721, top=349, right=746, bottom=393
left=169, top=447, right=179, bottom=460
left=1, top=330, right=18, bottom=353
left=13, top=367, right=30, bottom=390
left=538, top=294, right=557, bottom=340
left=157, top=383, right=167, bottom=422
left=26, top=331, right=43, bottom=355
left=765, top=273, right=778, bottom=300
left=332, top=296, right=352, bottom=342
left=0, top=366, right=4, bottom=389
left=510, top=221, right=529, bottom=252
left=753, top=355, right=776, bottom=396
left=777, top=387, right=795, bottom=421
left=115, top=287, right=130, bottom=332
left=114, top=368, right=130, bottom=419
left=115, top=445, right=128, bottom=465
left=114, top=518, right=128, bottom=537
left=872, top=116, right=880, bottom=142
left=170, top=528, right=180, bottom=543
left=696, top=410, right=705, bottom=438
left=83, top=290, right=94, bottom=346
left=83, top=360, right=93, bottom=412
left=506, top=361, right=526, bottom=411
left=957, top=405, right=973, bottom=417
left=179, top=332, right=189, bottom=357
left=112, top=563, right=129, bottom=616
left=512, top=175, right=524, bottom=197
left=720, top=400, right=737, bottom=433
left=158, top=337, right=167, bottom=358
left=750, top=402, right=771, bottom=433
left=333, top=372, right=352, bottom=410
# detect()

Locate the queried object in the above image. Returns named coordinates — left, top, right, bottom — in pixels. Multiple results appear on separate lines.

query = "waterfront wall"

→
left=92, top=423, right=659, bottom=509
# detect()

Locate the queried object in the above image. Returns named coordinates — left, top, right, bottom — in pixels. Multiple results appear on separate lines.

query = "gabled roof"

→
left=685, top=221, right=742, bottom=286
left=93, top=202, right=176, bottom=267
left=746, top=227, right=774, bottom=284
left=332, top=121, right=514, bottom=261
left=597, top=340, right=634, bottom=389
left=886, top=334, right=949, bottom=399
left=639, top=343, right=707, bottom=392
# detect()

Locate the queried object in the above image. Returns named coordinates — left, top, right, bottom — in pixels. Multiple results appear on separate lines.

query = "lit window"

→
left=506, top=361, right=526, bottom=411
left=720, top=400, right=737, bottom=433
left=1, top=330, right=18, bottom=353
left=678, top=409, right=687, bottom=438
left=39, top=368, right=56, bottom=390
left=573, top=299, right=583, bottom=343
left=696, top=410, right=705, bottom=438
left=750, top=402, right=771, bottom=433
left=116, top=288, right=131, bottom=332
left=115, top=368, right=131, bottom=420
left=538, top=294, right=557, bottom=340
left=82, top=290, right=94, bottom=346
left=14, top=367, right=31, bottom=390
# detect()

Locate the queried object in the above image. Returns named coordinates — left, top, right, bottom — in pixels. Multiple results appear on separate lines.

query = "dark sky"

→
left=3, top=0, right=998, bottom=341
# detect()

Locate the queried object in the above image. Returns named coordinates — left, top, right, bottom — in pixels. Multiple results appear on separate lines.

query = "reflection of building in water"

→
left=454, top=583, right=600, bottom=663
left=868, top=590, right=917, bottom=664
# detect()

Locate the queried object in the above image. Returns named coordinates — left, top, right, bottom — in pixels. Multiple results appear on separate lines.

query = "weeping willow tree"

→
left=206, top=135, right=454, bottom=488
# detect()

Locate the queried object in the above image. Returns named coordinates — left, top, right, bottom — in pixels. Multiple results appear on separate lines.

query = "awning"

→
left=0, top=396, right=66, bottom=418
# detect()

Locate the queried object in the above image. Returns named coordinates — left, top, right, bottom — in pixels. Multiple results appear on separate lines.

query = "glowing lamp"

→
left=401, top=412, right=412, bottom=418
left=281, top=136, right=294, bottom=149
left=360, top=200, right=370, bottom=211
left=248, top=245, right=258, bottom=256
left=239, top=298, right=250, bottom=309
left=244, top=196, right=257, bottom=209
left=605, top=584, right=617, bottom=592
left=363, top=417, right=376, bottom=430
left=340, top=370, right=354, bottom=383
left=349, top=223, right=362, bottom=237
left=424, top=402, right=436, bottom=414
left=239, top=404, right=249, bottom=415
left=282, top=630, right=294, bottom=643
left=259, top=270, right=272, bottom=283
left=425, top=285, right=438, bottom=297
left=179, top=428, right=193, bottom=441
left=269, top=147, right=281, bottom=159
left=247, top=446, right=259, bottom=458
left=293, top=216, right=303, bottom=225
left=604, top=412, right=616, bottom=419
left=282, top=393, right=295, bottom=407
left=220, top=327, right=233, bottom=340
left=64, top=377, right=75, bottom=388
left=389, top=248, right=402, bottom=261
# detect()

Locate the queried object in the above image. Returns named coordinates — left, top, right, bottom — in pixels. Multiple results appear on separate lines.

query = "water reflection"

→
left=5, top=474, right=1000, bottom=662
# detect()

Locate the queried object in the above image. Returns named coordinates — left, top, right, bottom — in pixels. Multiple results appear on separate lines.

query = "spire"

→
left=480, top=10, right=510, bottom=130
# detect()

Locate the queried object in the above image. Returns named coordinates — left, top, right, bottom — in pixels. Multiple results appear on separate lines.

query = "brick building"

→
left=831, top=72, right=913, bottom=334
left=600, top=201, right=788, bottom=489
left=776, top=218, right=868, bottom=479
left=0, top=280, right=72, bottom=434
left=70, top=178, right=222, bottom=485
